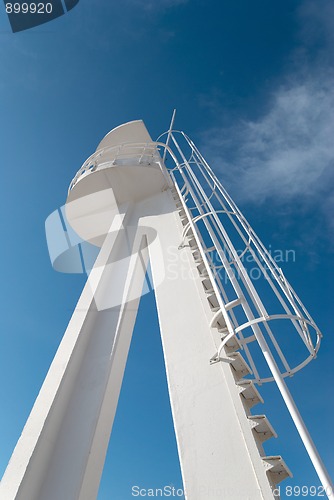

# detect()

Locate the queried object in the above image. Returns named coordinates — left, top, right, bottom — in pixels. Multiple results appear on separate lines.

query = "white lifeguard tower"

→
left=0, top=116, right=332, bottom=499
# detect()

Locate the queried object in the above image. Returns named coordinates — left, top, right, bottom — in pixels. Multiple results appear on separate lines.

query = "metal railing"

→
left=68, top=141, right=176, bottom=192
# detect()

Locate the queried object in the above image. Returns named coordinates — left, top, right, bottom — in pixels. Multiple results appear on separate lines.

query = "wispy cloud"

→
left=298, top=0, right=334, bottom=51
left=200, top=0, right=334, bottom=248
left=203, top=75, right=334, bottom=204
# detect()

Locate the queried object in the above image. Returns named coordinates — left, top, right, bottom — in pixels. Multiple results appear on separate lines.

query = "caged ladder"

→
left=157, top=111, right=333, bottom=498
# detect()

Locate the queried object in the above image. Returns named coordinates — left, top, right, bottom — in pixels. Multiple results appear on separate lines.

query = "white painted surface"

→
left=0, top=121, right=277, bottom=500
left=0, top=210, right=150, bottom=500
left=96, top=120, right=152, bottom=151
left=142, top=191, right=274, bottom=500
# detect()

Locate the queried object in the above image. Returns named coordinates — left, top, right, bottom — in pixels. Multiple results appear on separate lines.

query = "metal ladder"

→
left=170, top=183, right=292, bottom=491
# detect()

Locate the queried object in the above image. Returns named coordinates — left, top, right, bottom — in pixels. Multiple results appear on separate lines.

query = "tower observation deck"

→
left=0, top=117, right=332, bottom=500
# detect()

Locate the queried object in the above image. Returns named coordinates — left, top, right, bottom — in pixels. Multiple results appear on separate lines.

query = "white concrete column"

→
left=0, top=209, right=149, bottom=500
left=142, top=190, right=275, bottom=500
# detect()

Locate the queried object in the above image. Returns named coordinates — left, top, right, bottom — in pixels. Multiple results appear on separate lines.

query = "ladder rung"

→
left=227, top=352, right=252, bottom=378
left=193, top=251, right=203, bottom=264
left=209, top=309, right=224, bottom=328
left=262, top=455, right=292, bottom=484
left=248, top=415, right=277, bottom=442
left=207, top=294, right=219, bottom=310
left=197, top=263, right=208, bottom=276
left=194, top=258, right=204, bottom=265
left=217, top=326, right=229, bottom=334
left=188, top=237, right=197, bottom=248
left=202, top=278, right=214, bottom=293
left=221, top=334, right=242, bottom=353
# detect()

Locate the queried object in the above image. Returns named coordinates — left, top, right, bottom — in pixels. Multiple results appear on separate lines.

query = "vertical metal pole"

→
left=247, top=323, right=333, bottom=498
left=162, top=109, right=176, bottom=163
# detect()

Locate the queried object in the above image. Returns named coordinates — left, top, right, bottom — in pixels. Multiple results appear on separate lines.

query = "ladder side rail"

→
left=203, top=251, right=262, bottom=382
left=169, top=146, right=315, bottom=386
left=261, top=321, right=292, bottom=374
left=176, top=167, right=253, bottom=313
left=188, top=136, right=297, bottom=282
left=162, top=109, right=176, bottom=164
left=169, top=136, right=290, bottom=375
left=189, top=146, right=291, bottom=282
left=169, top=137, right=317, bottom=379
left=185, top=132, right=300, bottom=278
left=172, top=170, right=264, bottom=383
left=170, top=171, right=236, bottom=338
left=168, top=137, right=318, bottom=376
left=171, top=133, right=270, bottom=320
left=191, top=136, right=313, bottom=318
left=173, top=155, right=295, bottom=383
left=186, top=157, right=315, bottom=353
left=189, top=146, right=307, bottom=315
left=170, top=137, right=285, bottom=341
left=185, top=135, right=320, bottom=351
left=171, top=168, right=231, bottom=309
left=170, top=168, right=245, bottom=328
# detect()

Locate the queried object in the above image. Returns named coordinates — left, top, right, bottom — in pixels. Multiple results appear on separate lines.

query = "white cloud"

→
left=298, top=0, right=334, bottom=50
left=202, top=75, right=334, bottom=207
left=201, top=0, right=334, bottom=222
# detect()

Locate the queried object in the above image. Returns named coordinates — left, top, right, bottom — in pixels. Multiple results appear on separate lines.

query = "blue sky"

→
left=0, top=1, right=333, bottom=498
